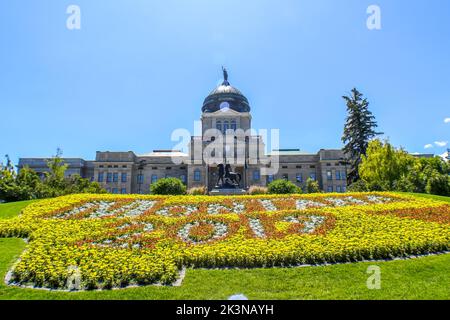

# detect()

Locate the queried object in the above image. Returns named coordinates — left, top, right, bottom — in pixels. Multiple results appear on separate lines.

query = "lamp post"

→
left=244, top=136, right=249, bottom=190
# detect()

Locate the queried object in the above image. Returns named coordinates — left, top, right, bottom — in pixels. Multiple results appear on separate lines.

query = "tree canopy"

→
left=0, top=151, right=105, bottom=202
left=355, top=140, right=450, bottom=196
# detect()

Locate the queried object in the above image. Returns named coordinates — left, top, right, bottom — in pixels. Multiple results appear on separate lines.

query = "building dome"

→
left=202, top=68, right=251, bottom=113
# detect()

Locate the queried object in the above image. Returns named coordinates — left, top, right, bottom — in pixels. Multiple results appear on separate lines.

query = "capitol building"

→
left=18, top=69, right=349, bottom=194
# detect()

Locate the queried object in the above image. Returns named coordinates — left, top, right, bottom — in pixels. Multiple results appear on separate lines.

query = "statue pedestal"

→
left=209, top=188, right=247, bottom=196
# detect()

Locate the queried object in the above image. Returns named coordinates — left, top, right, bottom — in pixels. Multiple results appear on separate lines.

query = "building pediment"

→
left=202, top=108, right=250, bottom=118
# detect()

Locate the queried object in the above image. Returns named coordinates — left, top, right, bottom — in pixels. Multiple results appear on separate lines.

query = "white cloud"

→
left=435, top=141, right=448, bottom=147
left=424, top=144, right=434, bottom=149
left=445, top=118, right=450, bottom=123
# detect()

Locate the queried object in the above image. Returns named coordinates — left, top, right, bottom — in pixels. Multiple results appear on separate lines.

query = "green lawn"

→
left=0, top=200, right=36, bottom=220
left=0, top=194, right=449, bottom=300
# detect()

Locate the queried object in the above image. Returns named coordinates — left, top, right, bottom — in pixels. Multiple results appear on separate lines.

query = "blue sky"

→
left=1, top=0, right=449, bottom=164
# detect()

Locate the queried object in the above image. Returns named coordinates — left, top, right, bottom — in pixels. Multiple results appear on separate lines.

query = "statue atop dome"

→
left=202, top=68, right=251, bottom=113
left=222, top=66, right=229, bottom=85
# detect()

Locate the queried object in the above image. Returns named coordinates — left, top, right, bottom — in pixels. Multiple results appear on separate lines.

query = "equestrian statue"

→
left=216, top=163, right=241, bottom=188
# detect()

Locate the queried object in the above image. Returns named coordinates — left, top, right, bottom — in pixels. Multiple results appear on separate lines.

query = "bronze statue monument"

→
left=216, top=163, right=241, bottom=188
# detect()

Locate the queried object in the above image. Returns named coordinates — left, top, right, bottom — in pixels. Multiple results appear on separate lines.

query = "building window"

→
left=342, top=186, right=347, bottom=192
left=327, top=186, right=333, bottom=193
left=282, top=174, right=289, bottom=181
left=107, top=173, right=113, bottom=183
left=341, top=171, right=347, bottom=181
left=231, top=120, right=237, bottom=130
left=113, top=173, right=119, bottom=182
left=310, top=172, right=316, bottom=181
left=137, top=174, right=144, bottom=184
left=194, top=169, right=201, bottom=182
left=296, top=173, right=303, bottom=183
left=253, top=170, right=260, bottom=181
left=121, top=188, right=127, bottom=194
left=180, top=174, right=187, bottom=184
left=122, top=165, right=127, bottom=168
left=152, top=167, right=158, bottom=170
left=112, top=188, right=118, bottom=194
left=296, top=165, right=302, bottom=169
left=106, top=188, right=111, bottom=193
left=327, top=170, right=332, bottom=181
left=216, top=121, right=222, bottom=132
left=151, top=174, right=158, bottom=184
left=335, top=171, right=341, bottom=181
left=282, top=166, right=288, bottom=169
left=121, top=173, right=127, bottom=183
left=98, top=172, right=104, bottom=183
left=336, top=186, right=342, bottom=193
left=223, top=121, right=229, bottom=132
left=267, top=175, right=274, bottom=183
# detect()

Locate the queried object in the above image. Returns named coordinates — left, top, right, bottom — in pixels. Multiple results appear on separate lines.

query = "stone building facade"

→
left=18, top=70, right=349, bottom=194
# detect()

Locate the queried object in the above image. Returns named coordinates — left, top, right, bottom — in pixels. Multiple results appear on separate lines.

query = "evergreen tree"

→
left=342, top=88, right=382, bottom=184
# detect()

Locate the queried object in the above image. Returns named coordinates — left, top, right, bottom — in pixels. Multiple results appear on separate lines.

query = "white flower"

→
left=296, top=200, right=325, bottom=210
left=156, top=205, right=198, bottom=217
left=259, top=200, right=277, bottom=211
left=284, top=215, right=325, bottom=234
left=248, top=218, right=265, bottom=238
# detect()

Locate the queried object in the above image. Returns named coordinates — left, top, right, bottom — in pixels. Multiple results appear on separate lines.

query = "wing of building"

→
left=18, top=69, right=350, bottom=194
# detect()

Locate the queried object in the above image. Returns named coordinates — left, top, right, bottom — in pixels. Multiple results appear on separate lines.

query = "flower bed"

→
left=0, top=192, right=449, bottom=290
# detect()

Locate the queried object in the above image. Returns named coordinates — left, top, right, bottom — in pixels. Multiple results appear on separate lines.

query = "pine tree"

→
left=342, top=88, right=382, bottom=185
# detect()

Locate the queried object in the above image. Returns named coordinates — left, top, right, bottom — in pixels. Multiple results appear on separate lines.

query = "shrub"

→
left=187, top=186, right=207, bottom=195
left=267, top=179, right=301, bottom=194
left=304, top=178, right=321, bottom=194
left=347, top=180, right=369, bottom=192
left=425, top=173, right=450, bottom=196
left=248, top=186, right=268, bottom=195
left=150, top=178, right=187, bottom=195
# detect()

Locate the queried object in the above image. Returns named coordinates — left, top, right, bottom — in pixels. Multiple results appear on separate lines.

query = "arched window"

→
left=216, top=121, right=222, bottom=132
left=231, top=120, right=237, bottom=131
left=194, top=169, right=201, bottom=182
left=223, top=121, right=229, bottom=132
